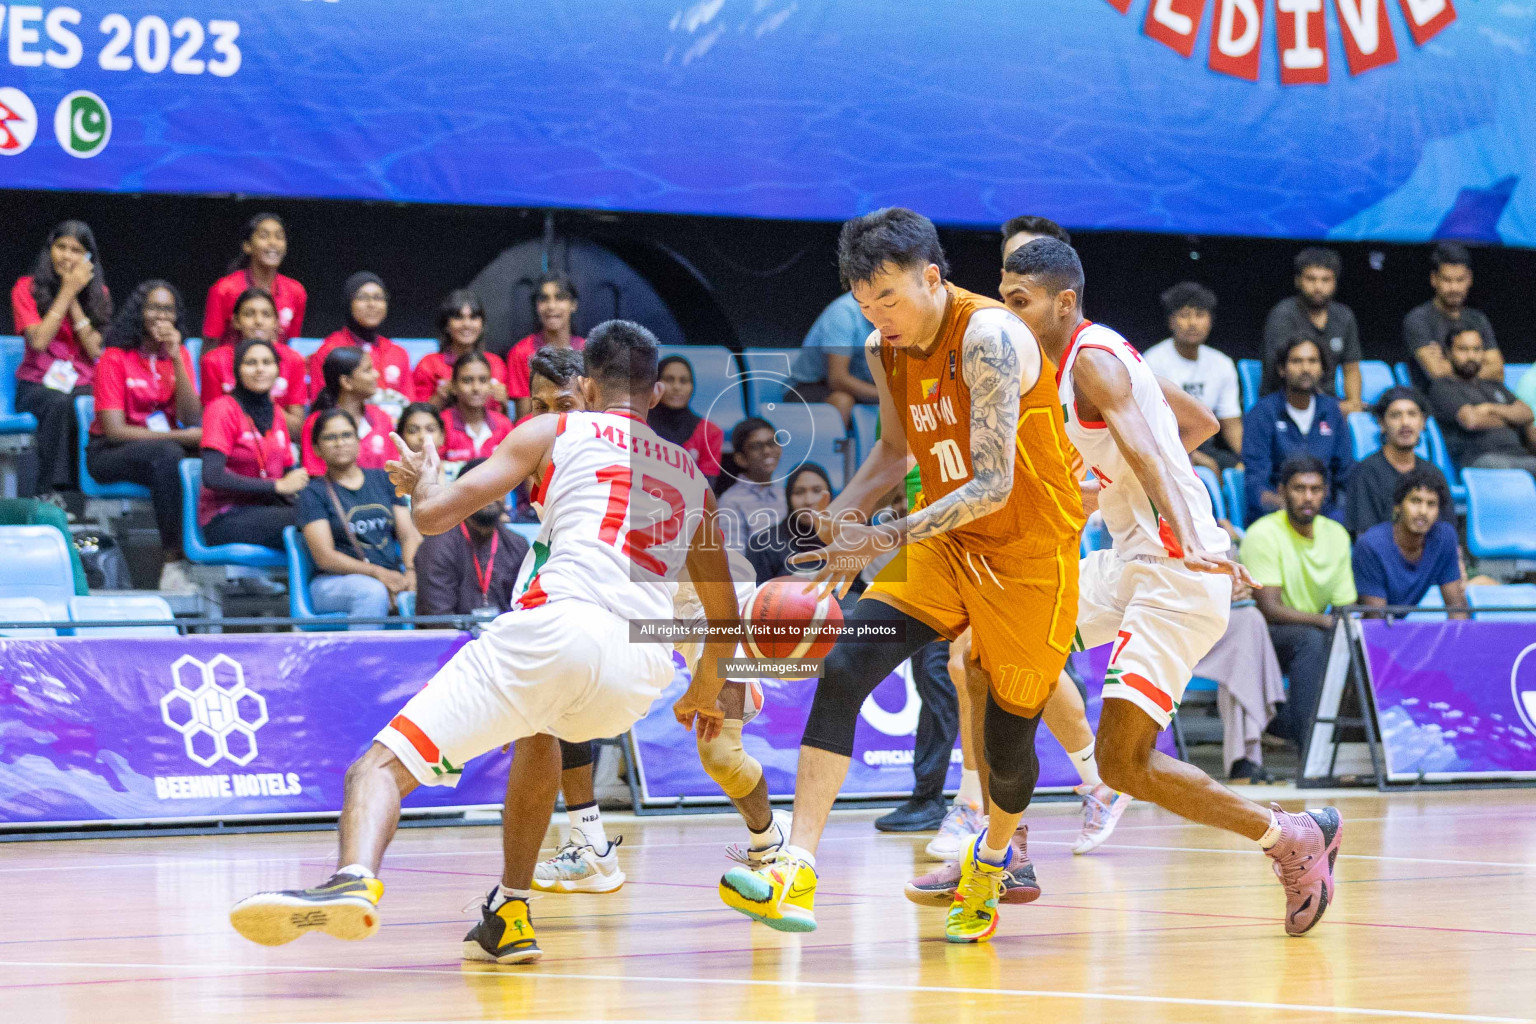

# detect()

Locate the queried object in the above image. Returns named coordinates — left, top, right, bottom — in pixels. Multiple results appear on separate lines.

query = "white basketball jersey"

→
left=1058, top=322, right=1229, bottom=559
left=512, top=410, right=713, bottom=622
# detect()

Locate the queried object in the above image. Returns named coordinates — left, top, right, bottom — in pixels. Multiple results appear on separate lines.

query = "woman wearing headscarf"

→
left=651, top=354, right=725, bottom=481
left=307, top=272, right=414, bottom=421
left=744, top=462, right=834, bottom=584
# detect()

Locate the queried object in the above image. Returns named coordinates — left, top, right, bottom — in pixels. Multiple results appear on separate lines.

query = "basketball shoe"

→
left=531, top=833, right=625, bottom=894
left=924, top=801, right=984, bottom=861
left=230, top=872, right=384, bottom=946
left=719, top=849, right=818, bottom=932
left=1264, top=802, right=1343, bottom=936
left=945, top=836, right=1009, bottom=943
left=725, top=810, right=792, bottom=868
left=1072, top=784, right=1133, bottom=855
left=463, top=889, right=542, bottom=964
left=904, top=824, right=1040, bottom=906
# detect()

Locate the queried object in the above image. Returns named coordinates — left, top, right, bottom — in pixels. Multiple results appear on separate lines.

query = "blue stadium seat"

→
left=851, top=404, right=879, bottom=462
left=283, top=525, right=348, bottom=631
left=0, top=595, right=56, bottom=637
left=290, top=337, right=323, bottom=359
left=507, top=522, right=541, bottom=545
left=739, top=348, right=798, bottom=413
left=0, top=524, right=76, bottom=621
left=1193, top=464, right=1225, bottom=521
left=184, top=337, right=202, bottom=389
left=396, top=590, right=416, bottom=619
left=1237, top=358, right=1262, bottom=412
left=1392, top=361, right=1412, bottom=387
left=1222, top=466, right=1246, bottom=530
left=1504, top=363, right=1529, bottom=394
left=179, top=459, right=287, bottom=568
left=0, top=336, right=38, bottom=436
left=1405, top=586, right=1445, bottom=622
left=1080, top=514, right=1112, bottom=554
left=396, top=338, right=438, bottom=368
left=659, top=345, right=746, bottom=434
left=1337, top=360, right=1395, bottom=406
left=1466, top=584, right=1536, bottom=621
left=1346, top=411, right=1430, bottom=461
left=68, top=594, right=177, bottom=636
left=75, top=396, right=153, bottom=500
left=1422, top=418, right=1465, bottom=504
left=1463, top=468, right=1536, bottom=560
left=764, top=401, right=849, bottom=491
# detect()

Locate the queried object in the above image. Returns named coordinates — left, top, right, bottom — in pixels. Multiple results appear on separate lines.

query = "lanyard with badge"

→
left=460, top=523, right=499, bottom=619
left=236, top=408, right=278, bottom=480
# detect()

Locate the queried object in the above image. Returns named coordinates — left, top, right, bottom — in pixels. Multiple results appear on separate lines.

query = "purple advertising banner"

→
left=0, top=634, right=515, bottom=827
left=631, top=643, right=1178, bottom=803
left=1361, top=620, right=1536, bottom=780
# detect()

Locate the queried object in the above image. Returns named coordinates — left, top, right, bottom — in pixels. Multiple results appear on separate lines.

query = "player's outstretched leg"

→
left=1096, top=700, right=1342, bottom=936
left=1041, top=672, right=1133, bottom=855
left=230, top=742, right=407, bottom=946
left=702, top=685, right=790, bottom=867
left=533, top=740, right=625, bottom=895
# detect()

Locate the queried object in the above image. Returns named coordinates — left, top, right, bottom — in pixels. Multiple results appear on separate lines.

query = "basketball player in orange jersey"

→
left=719, top=207, right=1086, bottom=942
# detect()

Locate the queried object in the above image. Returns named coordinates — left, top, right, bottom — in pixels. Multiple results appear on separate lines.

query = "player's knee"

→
left=559, top=739, right=594, bottom=772
left=1095, top=737, right=1145, bottom=795
left=347, top=742, right=416, bottom=796
left=697, top=721, right=762, bottom=799
left=985, top=751, right=1036, bottom=815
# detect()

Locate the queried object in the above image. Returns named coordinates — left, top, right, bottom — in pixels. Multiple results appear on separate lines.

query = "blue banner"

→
left=0, top=1, right=1528, bottom=244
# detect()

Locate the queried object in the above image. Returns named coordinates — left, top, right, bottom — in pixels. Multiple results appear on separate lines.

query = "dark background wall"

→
left=1, top=189, right=1531, bottom=366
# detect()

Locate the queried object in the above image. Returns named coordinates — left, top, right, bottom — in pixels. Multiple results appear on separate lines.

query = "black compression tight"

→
left=983, top=690, right=1044, bottom=815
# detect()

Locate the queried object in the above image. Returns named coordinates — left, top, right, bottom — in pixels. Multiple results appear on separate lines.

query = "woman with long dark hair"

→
left=652, top=354, right=725, bottom=481
left=441, top=352, right=513, bottom=462
left=300, top=346, right=399, bottom=475
left=395, top=402, right=446, bottom=459
left=744, top=463, right=834, bottom=584
left=202, top=212, right=307, bottom=346
left=412, top=289, right=508, bottom=410
left=199, top=287, right=309, bottom=437
left=11, top=219, right=112, bottom=497
left=198, top=338, right=309, bottom=551
left=89, top=281, right=203, bottom=591
left=506, top=271, right=583, bottom=419
left=307, top=272, right=415, bottom=420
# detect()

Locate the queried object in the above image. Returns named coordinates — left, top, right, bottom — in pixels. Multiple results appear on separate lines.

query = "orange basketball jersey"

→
left=880, top=283, right=1084, bottom=560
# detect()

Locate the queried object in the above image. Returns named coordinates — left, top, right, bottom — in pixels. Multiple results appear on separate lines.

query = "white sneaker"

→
left=924, top=801, right=984, bottom=861
left=531, top=833, right=624, bottom=893
left=726, top=809, right=792, bottom=867
left=1072, top=784, right=1132, bottom=855
left=157, top=559, right=198, bottom=595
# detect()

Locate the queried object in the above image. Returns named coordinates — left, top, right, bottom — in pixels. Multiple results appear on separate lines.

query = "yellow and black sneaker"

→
left=230, top=872, right=384, bottom=947
left=463, top=890, right=542, bottom=965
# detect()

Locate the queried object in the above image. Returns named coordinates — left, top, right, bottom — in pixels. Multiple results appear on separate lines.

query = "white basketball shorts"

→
left=1075, top=549, right=1231, bottom=730
left=377, top=599, right=674, bottom=787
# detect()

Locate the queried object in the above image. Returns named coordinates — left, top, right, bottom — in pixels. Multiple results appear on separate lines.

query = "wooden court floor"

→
left=2, top=789, right=1534, bottom=1024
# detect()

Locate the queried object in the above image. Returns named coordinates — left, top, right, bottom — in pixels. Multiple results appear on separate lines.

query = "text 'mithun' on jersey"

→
left=595, top=419, right=699, bottom=478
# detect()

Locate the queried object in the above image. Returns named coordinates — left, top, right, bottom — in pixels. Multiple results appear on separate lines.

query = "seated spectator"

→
left=396, top=402, right=446, bottom=459
left=415, top=458, right=531, bottom=617
left=1353, top=468, right=1466, bottom=616
left=12, top=220, right=110, bottom=499
left=300, top=347, right=399, bottom=475
left=745, top=463, right=833, bottom=584
left=527, top=346, right=585, bottom=418
left=1242, top=336, right=1352, bottom=524
left=296, top=408, right=420, bottom=629
left=1429, top=328, right=1536, bottom=476
left=441, top=353, right=513, bottom=462
left=202, top=213, right=306, bottom=346
left=1261, top=247, right=1362, bottom=409
left=1345, top=386, right=1454, bottom=536
left=412, top=289, right=509, bottom=411
left=309, top=273, right=414, bottom=421
left=1403, top=242, right=1503, bottom=392
left=506, top=273, right=583, bottom=420
left=787, top=292, right=877, bottom=424
left=717, top=416, right=784, bottom=550
left=88, top=280, right=202, bottom=593
left=198, top=339, right=309, bottom=551
left=200, top=288, right=309, bottom=437
left=651, top=355, right=725, bottom=480
left=1240, top=455, right=1357, bottom=747
left=1142, top=282, right=1242, bottom=472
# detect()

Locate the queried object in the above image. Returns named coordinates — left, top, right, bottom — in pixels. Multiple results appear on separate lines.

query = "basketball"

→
left=743, top=577, right=844, bottom=660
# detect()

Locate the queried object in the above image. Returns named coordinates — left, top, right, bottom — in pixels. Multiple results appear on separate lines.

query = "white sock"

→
left=977, top=833, right=1011, bottom=867
left=489, top=884, right=531, bottom=909
left=955, top=769, right=983, bottom=809
left=783, top=844, right=816, bottom=869
left=568, top=801, right=607, bottom=852
left=338, top=863, right=374, bottom=879
left=1257, top=809, right=1283, bottom=849
left=749, top=815, right=781, bottom=846
left=1068, top=743, right=1102, bottom=788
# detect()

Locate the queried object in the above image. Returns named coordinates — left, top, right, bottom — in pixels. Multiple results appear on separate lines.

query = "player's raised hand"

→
left=1182, top=548, right=1261, bottom=589
left=385, top=431, right=437, bottom=498
left=673, top=692, right=725, bottom=742
left=789, top=520, right=897, bottom=601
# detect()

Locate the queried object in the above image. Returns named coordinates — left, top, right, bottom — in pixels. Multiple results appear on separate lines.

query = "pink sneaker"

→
left=1264, top=802, right=1343, bottom=936
left=1072, top=784, right=1133, bottom=855
left=904, top=824, right=1040, bottom=906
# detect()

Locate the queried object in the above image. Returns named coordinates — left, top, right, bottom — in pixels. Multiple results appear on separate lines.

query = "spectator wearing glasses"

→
left=441, top=353, right=514, bottom=463
left=506, top=273, right=583, bottom=420
left=296, top=407, right=420, bottom=629
left=202, top=213, right=306, bottom=346
left=300, top=346, right=399, bottom=475
left=717, top=416, right=784, bottom=550
left=1353, top=468, right=1466, bottom=616
left=413, top=457, right=531, bottom=617
left=89, top=280, right=202, bottom=593
left=12, top=220, right=111, bottom=499
left=1345, top=386, right=1454, bottom=536
left=1141, top=282, right=1243, bottom=473
left=1403, top=242, right=1503, bottom=393
left=1429, top=327, right=1536, bottom=477
left=200, top=288, right=309, bottom=438
left=1262, top=248, right=1363, bottom=410
left=309, top=273, right=414, bottom=421
left=651, top=355, right=726, bottom=481
left=412, top=289, right=509, bottom=412
left=1242, top=336, right=1353, bottom=525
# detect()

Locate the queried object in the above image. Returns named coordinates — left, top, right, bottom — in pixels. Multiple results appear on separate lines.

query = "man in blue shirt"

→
left=1353, top=468, right=1467, bottom=614
left=789, top=292, right=877, bottom=424
left=1242, top=336, right=1353, bottom=525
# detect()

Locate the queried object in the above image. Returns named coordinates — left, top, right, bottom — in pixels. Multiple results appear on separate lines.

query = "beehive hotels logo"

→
left=160, top=654, right=269, bottom=768
left=1512, top=644, right=1536, bottom=740
left=1104, top=0, right=1456, bottom=83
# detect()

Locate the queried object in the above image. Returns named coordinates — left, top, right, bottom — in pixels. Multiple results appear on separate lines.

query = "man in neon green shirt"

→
left=1239, top=454, right=1356, bottom=747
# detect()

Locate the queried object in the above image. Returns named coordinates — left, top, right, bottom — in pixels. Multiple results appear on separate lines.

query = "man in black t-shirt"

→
left=1429, top=329, right=1536, bottom=476
left=1344, top=386, right=1454, bottom=536
left=1261, top=247, right=1362, bottom=410
left=1402, top=242, right=1504, bottom=393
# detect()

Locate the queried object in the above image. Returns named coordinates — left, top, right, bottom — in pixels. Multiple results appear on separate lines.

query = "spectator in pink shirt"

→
left=202, top=213, right=307, bottom=347
left=412, top=288, right=508, bottom=411
left=506, top=272, right=583, bottom=419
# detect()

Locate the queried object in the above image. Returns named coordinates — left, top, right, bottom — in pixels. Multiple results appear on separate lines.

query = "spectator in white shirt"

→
left=1141, top=282, right=1243, bottom=473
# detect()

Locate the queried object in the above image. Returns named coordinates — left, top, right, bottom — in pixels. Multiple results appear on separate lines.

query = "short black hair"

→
left=1277, top=334, right=1322, bottom=369
left=1373, top=385, right=1428, bottom=422
left=1160, top=281, right=1216, bottom=316
left=1000, top=215, right=1070, bottom=255
left=1431, top=241, right=1472, bottom=271
left=1279, top=453, right=1328, bottom=489
left=1294, top=247, right=1342, bottom=277
left=396, top=401, right=443, bottom=435
left=837, top=207, right=949, bottom=290
left=529, top=345, right=585, bottom=388
left=435, top=288, right=485, bottom=351
left=1393, top=465, right=1448, bottom=510
left=730, top=416, right=774, bottom=455
left=451, top=350, right=493, bottom=381
left=583, top=319, right=659, bottom=394
left=309, top=407, right=357, bottom=447
left=1448, top=324, right=1485, bottom=347
left=1003, top=237, right=1085, bottom=304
